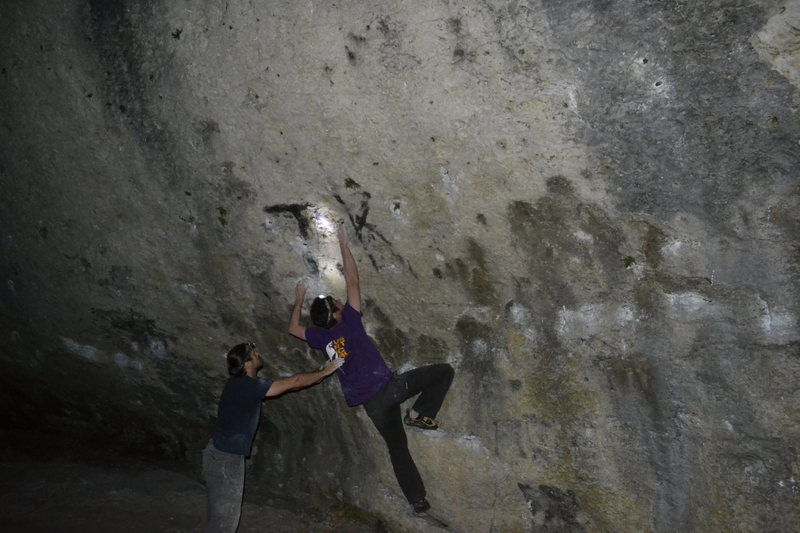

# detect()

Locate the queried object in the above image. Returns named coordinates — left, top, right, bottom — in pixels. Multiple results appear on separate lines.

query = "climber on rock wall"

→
left=288, top=224, right=454, bottom=519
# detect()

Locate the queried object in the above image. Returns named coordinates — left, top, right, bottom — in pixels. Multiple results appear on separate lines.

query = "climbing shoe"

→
left=404, top=409, right=439, bottom=430
left=411, top=500, right=450, bottom=528
left=412, top=498, right=431, bottom=514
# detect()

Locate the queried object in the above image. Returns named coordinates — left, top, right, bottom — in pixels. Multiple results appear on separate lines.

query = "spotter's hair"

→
left=226, top=342, right=255, bottom=377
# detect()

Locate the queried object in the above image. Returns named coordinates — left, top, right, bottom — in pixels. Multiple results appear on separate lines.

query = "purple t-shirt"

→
left=305, top=303, right=392, bottom=406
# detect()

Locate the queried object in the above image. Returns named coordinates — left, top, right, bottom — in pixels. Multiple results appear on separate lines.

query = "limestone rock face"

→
left=1, top=1, right=798, bottom=531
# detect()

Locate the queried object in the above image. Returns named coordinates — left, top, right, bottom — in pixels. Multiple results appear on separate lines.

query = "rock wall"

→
left=1, top=1, right=798, bottom=531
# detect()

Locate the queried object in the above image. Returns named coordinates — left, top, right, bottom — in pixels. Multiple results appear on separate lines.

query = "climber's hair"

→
left=310, top=296, right=338, bottom=329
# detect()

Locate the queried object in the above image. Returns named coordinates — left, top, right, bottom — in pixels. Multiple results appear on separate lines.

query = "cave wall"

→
left=1, top=1, right=798, bottom=531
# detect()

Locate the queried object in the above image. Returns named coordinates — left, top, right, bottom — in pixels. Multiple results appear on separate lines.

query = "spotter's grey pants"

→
left=202, top=441, right=245, bottom=533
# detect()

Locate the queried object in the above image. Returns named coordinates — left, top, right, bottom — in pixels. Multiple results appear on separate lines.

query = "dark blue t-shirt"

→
left=305, top=303, right=391, bottom=406
left=211, top=376, right=272, bottom=456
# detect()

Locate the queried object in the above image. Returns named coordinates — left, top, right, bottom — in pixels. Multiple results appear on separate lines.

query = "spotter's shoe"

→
left=404, top=410, right=439, bottom=430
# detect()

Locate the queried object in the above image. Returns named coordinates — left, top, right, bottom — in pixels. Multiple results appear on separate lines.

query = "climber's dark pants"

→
left=362, top=363, right=455, bottom=504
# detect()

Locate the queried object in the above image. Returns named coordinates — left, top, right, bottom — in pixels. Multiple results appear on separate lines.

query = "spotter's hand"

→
left=322, top=357, right=345, bottom=375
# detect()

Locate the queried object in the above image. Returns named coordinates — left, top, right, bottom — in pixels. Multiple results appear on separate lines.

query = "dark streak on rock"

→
left=333, top=193, right=417, bottom=278
left=345, top=45, right=356, bottom=64
left=448, top=17, right=462, bottom=35
left=87, top=1, right=191, bottom=190
left=518, top=483, right=587, bottom=532
left=264, top=203, right=312, bottom=239
left=91, top=307, right=175, bottom=359
left=304, top=255, right=319, bottom=276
